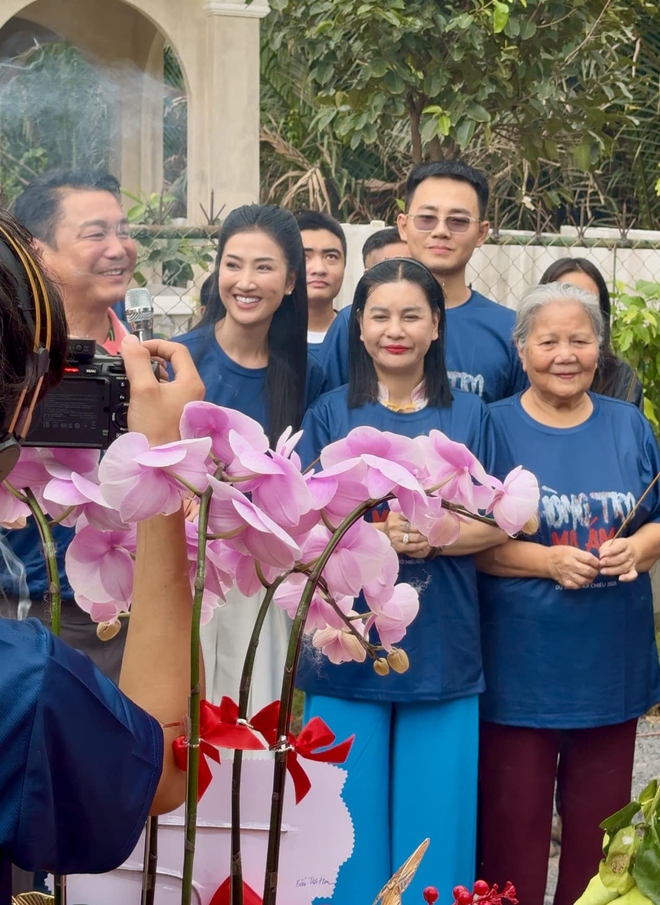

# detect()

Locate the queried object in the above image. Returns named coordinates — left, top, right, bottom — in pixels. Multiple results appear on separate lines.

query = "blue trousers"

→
left=304, top=693, right=479, bottom=904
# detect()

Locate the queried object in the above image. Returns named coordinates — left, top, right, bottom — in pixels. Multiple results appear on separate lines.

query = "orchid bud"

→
left=97, top=619, right=122, bottom=642
left=387, top=648, right=410, bottom=674
left=373, top=658, right=390, bottom=676
left=343, top=631, right=367, bottom=661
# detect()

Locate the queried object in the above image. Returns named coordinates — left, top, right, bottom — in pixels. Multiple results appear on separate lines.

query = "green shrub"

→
left=611, top=281, right=660, bottom=428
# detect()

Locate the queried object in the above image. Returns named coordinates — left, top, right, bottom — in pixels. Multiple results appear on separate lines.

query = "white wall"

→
left=335, top=224, right=660, bottom=312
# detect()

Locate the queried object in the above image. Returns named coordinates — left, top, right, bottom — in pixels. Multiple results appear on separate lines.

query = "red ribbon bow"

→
left=171, top=698, right=268, bottom=801
left=251, top=702, right=354, bottom=804
left=204, top=697, right=267, bottom=751
left=209, top=877, right=262, bottom=905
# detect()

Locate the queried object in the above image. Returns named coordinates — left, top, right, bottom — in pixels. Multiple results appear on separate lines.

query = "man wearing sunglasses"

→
left=318, top=161, right=525, bottom=403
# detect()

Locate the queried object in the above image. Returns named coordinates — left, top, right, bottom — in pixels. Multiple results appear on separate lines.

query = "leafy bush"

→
left=611, top=281, right=660, bottom=428
left=126, top=191, right=214, bottom=288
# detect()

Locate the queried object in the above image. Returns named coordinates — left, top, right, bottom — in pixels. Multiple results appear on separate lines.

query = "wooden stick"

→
left=613, top=471, right=660, bottom=539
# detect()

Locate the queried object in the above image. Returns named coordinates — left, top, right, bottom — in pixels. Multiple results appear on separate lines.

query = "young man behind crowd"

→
left=362, top=226, right=410, bottom=270
left=0, top=169, right=138, bottom=680
left=294, top=210, right=347, bottom=358
left=318, top=162, right=525, bottom=403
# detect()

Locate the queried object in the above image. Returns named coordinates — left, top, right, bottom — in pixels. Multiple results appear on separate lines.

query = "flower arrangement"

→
left=2, top=402, right=539, bottom=905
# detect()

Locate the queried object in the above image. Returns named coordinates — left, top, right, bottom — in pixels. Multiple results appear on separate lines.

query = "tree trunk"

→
left=428, top=136, right=444, bottom=161
left=407, top=93, right=425, bottom=165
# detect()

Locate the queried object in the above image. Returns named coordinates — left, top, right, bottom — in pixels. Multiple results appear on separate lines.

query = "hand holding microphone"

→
left=124, top=286, right=168, bottom=380
left=125, top=287, right=155, bottom=342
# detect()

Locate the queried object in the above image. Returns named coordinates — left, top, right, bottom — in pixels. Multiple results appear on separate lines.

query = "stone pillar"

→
left=185, top=0, right=269, bottom=222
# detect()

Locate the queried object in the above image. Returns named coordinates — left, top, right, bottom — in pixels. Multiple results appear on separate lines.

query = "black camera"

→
left=25, top=339, right=134, bottom=449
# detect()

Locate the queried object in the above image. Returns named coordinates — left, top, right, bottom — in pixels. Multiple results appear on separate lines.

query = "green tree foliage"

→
left=262, top=0, right=660, bottom=227
left=612, top=282, right=660, bottom=429
left=0, top=42, right=111, bottom=204
left=266, top=0, right=651, bottom=165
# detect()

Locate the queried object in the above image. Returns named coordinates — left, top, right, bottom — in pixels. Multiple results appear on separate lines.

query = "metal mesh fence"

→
left=133, top=224, right=660, bottom=339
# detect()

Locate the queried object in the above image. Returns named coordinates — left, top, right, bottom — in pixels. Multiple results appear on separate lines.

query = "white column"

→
left=186, top=0, right=269, bottom=221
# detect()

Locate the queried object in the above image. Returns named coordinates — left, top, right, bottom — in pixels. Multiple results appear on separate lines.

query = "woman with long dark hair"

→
left=175, top=204, right=324, bottom=709
left=540, top=257, right=643, bottom=407
left=297, top=258, right=506, bottom=904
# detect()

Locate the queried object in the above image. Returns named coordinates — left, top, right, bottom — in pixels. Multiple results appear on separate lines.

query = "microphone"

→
left=124, top=287, right=154, bottom=342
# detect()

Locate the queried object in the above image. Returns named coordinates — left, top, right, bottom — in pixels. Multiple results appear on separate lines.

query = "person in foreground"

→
left=540, top=256, right=643, bottom=408
left=174, top=203, right=323, bottom=711
left=297, top=258, right=507, bottom=904
left=476, top=282, right=660, bottom=905
left=0, top=210, right=204, bottom=900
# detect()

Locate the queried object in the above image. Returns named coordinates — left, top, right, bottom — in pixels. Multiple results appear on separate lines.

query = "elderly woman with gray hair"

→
left=476, top=282, right=660, bottom=905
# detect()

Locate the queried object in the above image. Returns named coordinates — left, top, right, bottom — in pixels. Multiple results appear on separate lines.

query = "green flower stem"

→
left=141, top=816, right=159, bottom=905
left=25, top=489, right=61, bottom=635
left=262, top=499, right=375, bottom=905
left=231, top=576, right=286, bottom=905
left=47, top=506, right=76, bottom=526
left=24, top=489, right=65, bottom=905
left=181, top=485, right=212, bottom=905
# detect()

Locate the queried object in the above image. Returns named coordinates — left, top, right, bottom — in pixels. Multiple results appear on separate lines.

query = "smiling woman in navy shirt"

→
left=476, top=282, right=660, bottom=905
left=175, top=204, right=323, bottom=713
left=297, top=258, right=506, bottom=905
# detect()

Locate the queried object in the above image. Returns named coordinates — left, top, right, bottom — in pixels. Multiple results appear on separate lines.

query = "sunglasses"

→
left=409, top=213, right=481, bottom=234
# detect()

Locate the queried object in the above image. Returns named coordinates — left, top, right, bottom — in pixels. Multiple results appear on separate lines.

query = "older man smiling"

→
left=0, top=170, right=138, bottom=683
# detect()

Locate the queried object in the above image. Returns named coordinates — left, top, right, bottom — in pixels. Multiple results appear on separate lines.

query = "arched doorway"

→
left=0, top=1, right=185, bottom=210
left=0, top=0, right=269, bottom=221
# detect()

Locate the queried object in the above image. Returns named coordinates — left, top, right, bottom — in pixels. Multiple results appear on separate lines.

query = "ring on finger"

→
left=402, top=532, right=410, bottom=545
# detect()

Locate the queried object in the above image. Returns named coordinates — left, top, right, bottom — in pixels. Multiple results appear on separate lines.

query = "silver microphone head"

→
left=124, top=287, right=154, bottom=341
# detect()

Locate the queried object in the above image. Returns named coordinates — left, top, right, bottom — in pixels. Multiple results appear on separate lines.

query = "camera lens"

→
left=114, top=403, right=129, bottom=431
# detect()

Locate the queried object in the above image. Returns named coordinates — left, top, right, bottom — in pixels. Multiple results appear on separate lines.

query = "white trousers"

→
left=200, top=587, right=292, bottom=714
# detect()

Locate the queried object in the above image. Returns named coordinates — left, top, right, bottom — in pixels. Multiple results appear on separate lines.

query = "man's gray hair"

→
left=513, top=281, right=605, bottom=350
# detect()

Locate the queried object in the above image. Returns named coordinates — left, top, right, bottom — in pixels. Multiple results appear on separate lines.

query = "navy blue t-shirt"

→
left=296, top=386, right=493, bottom=703
left=318, top=291, right=526, bottom=403
left=0, top=619, right=162, bottom=886
left=2, top=523, right=75, bottom=603
left=174, top=327, right=325, bottom=428
left=479, top=393, right=660, bottom=728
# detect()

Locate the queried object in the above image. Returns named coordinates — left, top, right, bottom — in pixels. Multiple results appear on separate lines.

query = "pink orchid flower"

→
left=365, top=582, right=419, bottom=651
left=320, top=426, right=425, bottom=475
left=420, top=430, right=496, bottom=511
left=225, top=431, right=314, bottom=528
left=76, top=596, right=125, bottom=624
left=4, top=448, right=57, bottom=509
left=318, top=452, right=428, bottom=527
left=488, top=466, right=540, bottom=535
left=275, top=425, right=304, bottom=469
left=207, top=476, right=301, bottom=569
left=230, top=549, right=282, bottom=598
left=312, top=613, right=368, bottom=665
left=66, top=525, right=136, bottom=619
left=0, top=484, right=30, bottom=529
left=392, top=495, right=462, bottom=549
left=43, top=448, right=101, bottom=481
left=361, top=539, right=400, bottom=606
left=321, top=519, right=393, bottom=598
left=180, top=401, right=269, bottom=467
left=42, top=472, right=128, bottom=530
left=273, top=572, right=353, bottom=633
left=99, top=432, right=211, bottom=522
